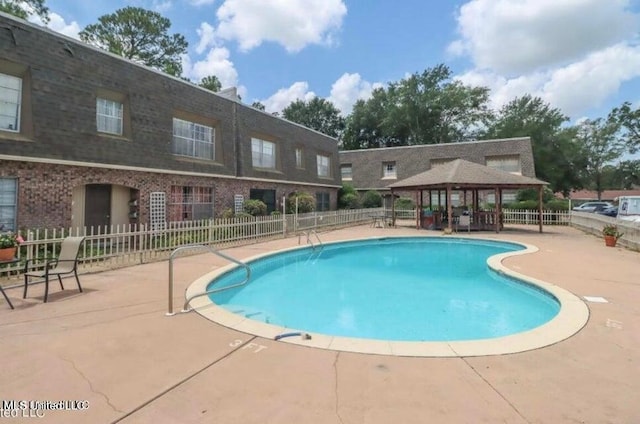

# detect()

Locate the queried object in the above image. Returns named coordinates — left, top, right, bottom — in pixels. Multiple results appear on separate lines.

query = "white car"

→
left=572, top=202, right=613, bottom=212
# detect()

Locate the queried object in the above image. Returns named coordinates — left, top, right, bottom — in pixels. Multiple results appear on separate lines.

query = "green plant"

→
left=362, top=190, right=382, bottom=208
left=243, top=199, right=268, bottom=216
left=0, top=232, right=23, bottom=248
left=395, top=197, right=415, bottom=209
left=602, top=224, right=623, bottom=240
left=286, top=192, right=315, bottom=214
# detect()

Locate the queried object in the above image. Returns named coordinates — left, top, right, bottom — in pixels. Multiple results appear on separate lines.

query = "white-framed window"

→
left=340, top=164, right=352, bottom=180
left=172, top=118, right=215, bottom=160
left=169, top=186, right=214, bottom=221
left=382, top=161, right=397, bottom=179
left=317, top=154, right=331, bottom=177
left=0, top=73, right=21, bottom=132
left=96, top=98, right=123, bottom=135
left=234, top=194, right=244, bottom=215
left=251, top=138, right=276, bottom=169
left=295, top=148, right=304, bottom=168
left=0, top=178, right=18, bottom=232
left=486, top=156, right=521, bottom=174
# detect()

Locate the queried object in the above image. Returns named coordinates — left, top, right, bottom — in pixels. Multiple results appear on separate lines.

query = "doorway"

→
left=85, top=184, right=111, bottom=229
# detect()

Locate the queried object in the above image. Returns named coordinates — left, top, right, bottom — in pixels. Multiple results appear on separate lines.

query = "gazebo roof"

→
left=387, top=158, right=547, bottom=190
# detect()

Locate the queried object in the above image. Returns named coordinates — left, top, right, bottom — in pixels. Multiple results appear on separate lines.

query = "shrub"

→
left=286, top=192, right=315, bottom=214
left=394, top=197, right=414, bottom=209
left=362, top=190, right=382, bottom=208
left=243, top=199, right=267, bottom=216
left=340, top=192, right=361, bottom=209
left=503, top=200, right=539, bottom=210
left=545, top=199, right=569, bottom=211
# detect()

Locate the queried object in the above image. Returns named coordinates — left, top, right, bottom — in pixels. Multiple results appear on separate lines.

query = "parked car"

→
left=572, top=202, right=614, bottom=212
left=596, top=206, right=618, bottom=217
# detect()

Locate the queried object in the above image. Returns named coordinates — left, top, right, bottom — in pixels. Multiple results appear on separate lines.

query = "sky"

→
left=27, top=0, right=640, bottom=122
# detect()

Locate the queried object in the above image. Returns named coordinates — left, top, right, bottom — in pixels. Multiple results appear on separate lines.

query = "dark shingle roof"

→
left=388, top=159, right=547, bottom=189
left=339, top=137, right=536, bottom=190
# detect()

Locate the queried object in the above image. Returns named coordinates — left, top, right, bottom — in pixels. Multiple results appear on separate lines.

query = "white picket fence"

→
left=502, top=209, right=571, bottom=225
left=0, top=208, right=381, bottom=280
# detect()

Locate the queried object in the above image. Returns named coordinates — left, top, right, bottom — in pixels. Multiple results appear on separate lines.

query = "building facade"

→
left=338, top=137, right=536, bottom=205
left=0, top=13, right=340, bottom=231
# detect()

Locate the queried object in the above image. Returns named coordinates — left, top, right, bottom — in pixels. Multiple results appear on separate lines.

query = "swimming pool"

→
left=186, top=236, right=589, bottom=356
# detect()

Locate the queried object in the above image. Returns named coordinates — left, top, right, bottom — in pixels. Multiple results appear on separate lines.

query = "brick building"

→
left=0, top=13, right=340, bottom=231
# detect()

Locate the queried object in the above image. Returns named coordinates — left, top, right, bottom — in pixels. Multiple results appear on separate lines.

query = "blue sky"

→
left=31, top=0, right=640, bottom=122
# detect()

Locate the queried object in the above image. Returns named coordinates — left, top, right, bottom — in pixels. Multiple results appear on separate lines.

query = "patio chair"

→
left=457, top=215, right=471, bottom=233
left=23, top=236, right=85, bottom=303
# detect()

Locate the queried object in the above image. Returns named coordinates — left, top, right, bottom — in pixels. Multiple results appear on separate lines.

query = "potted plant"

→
left=602, top=224, right=623, bottom=247
left=0, top=232, right=24, bottom=261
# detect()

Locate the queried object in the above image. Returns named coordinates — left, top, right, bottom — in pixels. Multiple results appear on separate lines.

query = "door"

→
left=85, top=184, right=111, bottom=229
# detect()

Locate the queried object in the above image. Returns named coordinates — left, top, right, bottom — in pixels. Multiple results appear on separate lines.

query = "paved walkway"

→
left=0, top=224, right=638, bottom=423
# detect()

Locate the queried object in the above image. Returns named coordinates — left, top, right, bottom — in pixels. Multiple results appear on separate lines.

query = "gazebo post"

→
left=416, top=189, right=421, bottom=229
left=538, top=185, right=543, bottom=233
left=494, top=187, right=499, bottom=233
left=446, top=184, right=453, bottom=232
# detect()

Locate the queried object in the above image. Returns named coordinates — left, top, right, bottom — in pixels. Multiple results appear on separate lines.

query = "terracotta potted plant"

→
left=0, top=231, right=23, bottom=261
left=602, top=224, right=623, bottom=247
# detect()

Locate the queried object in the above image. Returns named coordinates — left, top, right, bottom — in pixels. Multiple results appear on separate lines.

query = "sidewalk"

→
left=1, top=225, right=638, bottom=423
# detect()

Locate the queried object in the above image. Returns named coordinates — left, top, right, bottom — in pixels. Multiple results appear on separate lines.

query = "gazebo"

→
left=388, top=159, right=548, bottom=233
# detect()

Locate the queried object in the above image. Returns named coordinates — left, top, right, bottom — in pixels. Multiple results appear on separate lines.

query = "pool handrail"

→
left=166, top=244, right=251, bottom=316
left=298, top=230, right=323, bottom=251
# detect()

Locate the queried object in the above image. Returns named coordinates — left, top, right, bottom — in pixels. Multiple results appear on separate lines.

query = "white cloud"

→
left=28, top=12, right=81, bottom=39
left=152, top=0, right=173, bottom=13
left=195, top=22, right=218, bottom=54
left=542, top=43, right=640, bottom=116
left=450, top=0, right=639, bottom=74
left=214, top=0, right=347, bottom=52
left=182, top=46, right=239, bottom=89
left=261, top=82, right=316, bottom=113
left=456, top=43, right=640, bottom=117
left=450, top=0, right=640, bottom=118
left=328, top=73, right=382, bottom=115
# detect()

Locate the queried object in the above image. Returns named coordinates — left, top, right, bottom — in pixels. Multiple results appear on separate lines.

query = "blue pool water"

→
left=209, top=237, right=560, bottom=342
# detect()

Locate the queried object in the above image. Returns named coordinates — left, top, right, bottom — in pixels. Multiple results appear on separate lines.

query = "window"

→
left=169, top=186, right=214, bottom=221
left=0, top=178, right=17, bottom=232
left=382, top=162, right=397, bottom=179
left=317, top=155, right=331, bottom=177
left=96, top=98, right=123, bottom=135
left=340, top=164, right=352, bottom=180
left=316, top=192, right=330, bottom=212
left=172, top=118, right=215, bottom=160
left=430, top=158, right=454, bottom=168
left=0, top=73, right=21, bottom=132
left=250, top=189, right=276, bottom=213
left=251, top=138, right=276, bottom=169
left=234, top=194, right=244, bottom=215
left=295, top=148, right=304, bottom=168
left=486, top=156, right=521, bottom=174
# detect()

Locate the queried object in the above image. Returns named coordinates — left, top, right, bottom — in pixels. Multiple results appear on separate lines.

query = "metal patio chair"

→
left=23, top=236, right=85, bottom=303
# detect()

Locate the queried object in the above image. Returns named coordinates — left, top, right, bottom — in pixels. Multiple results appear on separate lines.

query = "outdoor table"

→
left=369, top=213, right=387, bottom=228
left=0, top=257, right=19, bottom=309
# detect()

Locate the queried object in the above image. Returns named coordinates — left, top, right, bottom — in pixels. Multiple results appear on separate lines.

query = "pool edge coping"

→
left=185, top=235, right=590, bottom=357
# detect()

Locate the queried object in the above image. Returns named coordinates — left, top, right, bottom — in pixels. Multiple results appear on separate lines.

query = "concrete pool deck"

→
left=0, top=224, right=638, bottom=423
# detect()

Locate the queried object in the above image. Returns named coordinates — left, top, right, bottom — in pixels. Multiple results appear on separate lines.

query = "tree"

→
left=251, top=101, right=266, bottom=111
left=198, top=75, right=221, bottom=92
left=574, top=118, right=625, bottom=199
left=610, top=101, right=640, bottom=154
left=79, top=7, right=188, bottom=76
left=342, top=64, right=492, bottom=149
left=282, top=97, right=345, bottom=139
left=0, top=0, right=49, bottom=22
left=338, top=183, right=360, bottom=209
left=483, top=95, right=581, bottom=197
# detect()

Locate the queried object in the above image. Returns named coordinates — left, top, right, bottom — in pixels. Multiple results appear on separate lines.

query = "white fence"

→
left=502, top=209, right=570, bottom=225
left=571, top=211, right=640, bottom=251
left=0, top=208, right=381, bottom=280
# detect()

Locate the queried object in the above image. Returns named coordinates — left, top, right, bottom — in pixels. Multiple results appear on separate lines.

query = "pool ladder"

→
left=299, top=230, right=323, bottom=251
left=166, top=244, right=251, bottom=316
